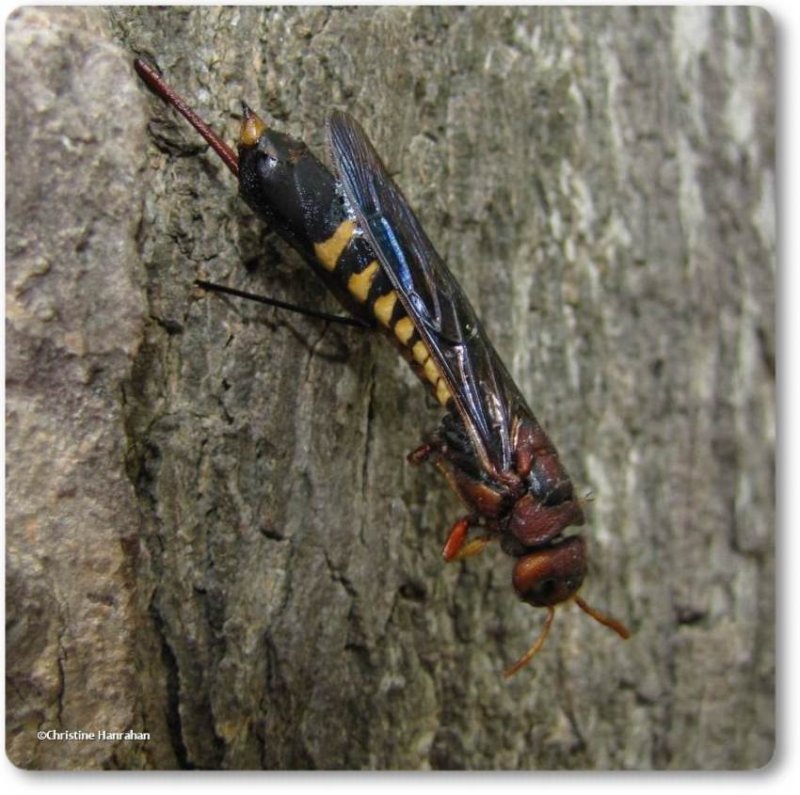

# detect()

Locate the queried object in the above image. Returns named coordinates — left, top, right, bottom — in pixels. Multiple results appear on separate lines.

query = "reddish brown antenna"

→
left=574, top=594, right=631, bottom=639
left=503, top=606, right=556, bottom=679
left=503, top=595, right=630, bottom=679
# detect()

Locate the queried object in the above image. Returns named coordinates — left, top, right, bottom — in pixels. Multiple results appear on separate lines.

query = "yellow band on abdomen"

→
left=314, top=219, right=357, bottom=272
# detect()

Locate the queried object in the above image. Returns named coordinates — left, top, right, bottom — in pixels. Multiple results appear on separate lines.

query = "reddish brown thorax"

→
left=508, top=493, right=585, bottom=547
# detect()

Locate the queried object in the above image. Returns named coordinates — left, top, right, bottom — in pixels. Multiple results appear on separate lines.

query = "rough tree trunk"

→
left=6, top=6, right=774, bottom=770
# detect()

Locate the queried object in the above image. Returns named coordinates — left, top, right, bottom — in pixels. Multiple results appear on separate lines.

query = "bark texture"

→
left=6, top=6, right=775, bottom=770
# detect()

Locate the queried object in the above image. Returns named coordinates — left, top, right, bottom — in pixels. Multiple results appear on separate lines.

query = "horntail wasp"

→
left=134, top=58, right=630, bottom=677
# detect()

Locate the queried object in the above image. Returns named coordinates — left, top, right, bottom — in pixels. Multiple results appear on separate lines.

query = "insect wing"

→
left=327, top=111, right=525, bottom=476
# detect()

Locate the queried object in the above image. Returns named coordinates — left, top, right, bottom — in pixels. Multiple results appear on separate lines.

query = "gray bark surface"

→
left=6, top=6, right=774, bottom=770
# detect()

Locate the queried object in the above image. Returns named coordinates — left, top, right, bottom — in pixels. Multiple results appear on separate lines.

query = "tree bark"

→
left=6, top=6, right=774, bottom=770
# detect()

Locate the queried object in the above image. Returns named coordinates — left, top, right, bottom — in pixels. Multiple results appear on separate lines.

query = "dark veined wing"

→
left=327, top=110, right=528, bottom=477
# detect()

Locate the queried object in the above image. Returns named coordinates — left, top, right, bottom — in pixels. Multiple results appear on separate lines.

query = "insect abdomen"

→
left=310, top=214, right=451, bottom=407
left=238, top=125, right=452, bottom=408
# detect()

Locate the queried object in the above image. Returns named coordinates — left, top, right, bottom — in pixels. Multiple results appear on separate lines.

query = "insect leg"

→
left=441, top=516, right=472, bottom=561
left=441, top=517, right=496, bottom=562
left=194, top=280, right=370, bottom=328
left=407, top=441, right=439, bottom=465
left=455, top=535, right=495, bottom=559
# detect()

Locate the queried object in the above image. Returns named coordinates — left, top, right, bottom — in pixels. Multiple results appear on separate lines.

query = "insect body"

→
left=134, top=59, right=629, bottom=676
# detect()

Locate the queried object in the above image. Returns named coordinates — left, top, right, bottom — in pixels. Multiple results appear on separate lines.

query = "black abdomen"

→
left=238, top=125, right=453, bottom=408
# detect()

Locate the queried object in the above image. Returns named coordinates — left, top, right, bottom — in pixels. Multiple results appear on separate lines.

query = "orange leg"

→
left=442, top=517, right=471, bottom=561
left=407, top=442, right=437, bottom=465
left=456, top=536, right=494, bottom=560
left=442, top=517, right=495, bottom=562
